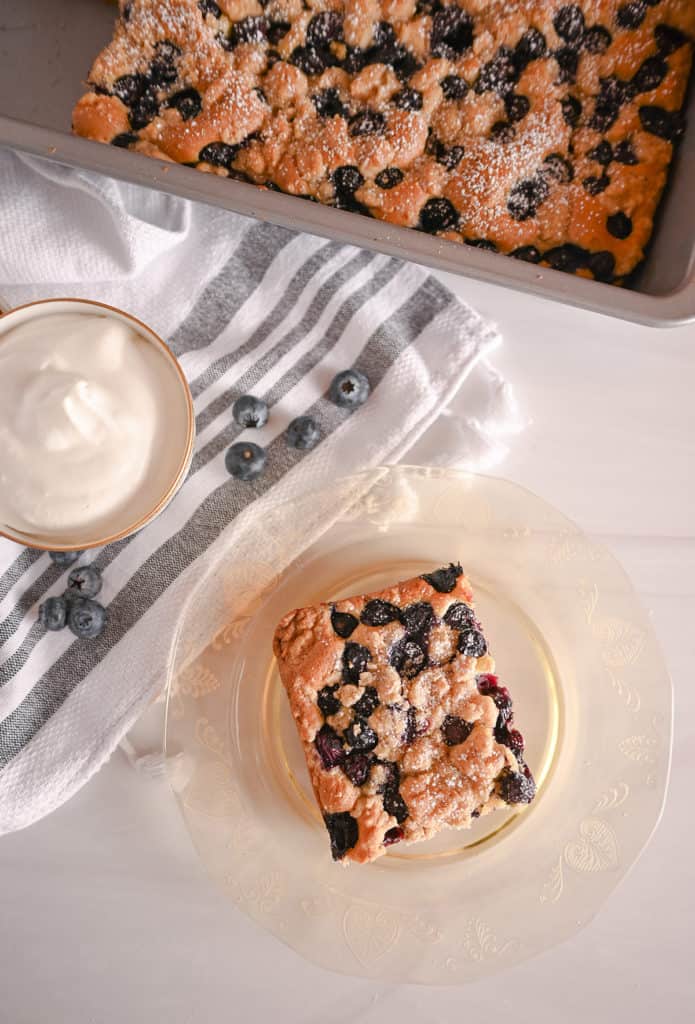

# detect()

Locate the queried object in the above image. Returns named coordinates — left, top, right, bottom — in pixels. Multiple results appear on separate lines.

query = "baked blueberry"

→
left=441, top=714, right=473, bottom=746
left=443, top=601, right=475, bottom=629
left=315, top=724, right=345, bottom=768
left=342, top=751, right=373, bottom=786
left=589, top=250, right=616, bottom=282
left=361, top=600, right=400, bottom=626
left=342, top=642, right=372, bottom=684
left=323, top=811, right=358, bottom=859
left=332, top=165, right=364, bottom=197
left=318, top=685, right=341, bottom=717
left=507, top=174, right=549, bottom=221
left=198, top=0, right=221, bottom=15
left=590, top=77, right=634, bottom=132
left=267, top=21, right=291, bottom=44
left=349, top=109, right=386, bottom=136
left=613, top=139, right=639, bottom=164
left=199, top=141, right=238, bottom=167
left=655, top=24, right=688, bottom=56
left=383, top=826, right=404, bottom=845
left=583, top=25, right=612, bottom=53
left=513, top=28, right=546, bottom=69
left=617, top=2, right=647, bottom=30
left=554, top=46, right=579, bottom=84
left=490, top=121, right=515, bottom=143
left=225, top=442, right=267, bottom=480
left=232, top=395, right=269, bottom=428
left=331, top=608, right=359, bottom=638
left=419, top=197, right=459, bottom=233
left=561, top=95, right=582, bottom=126
left=475, top=47, right=518, bottom=95
left=458, top=629, right=487, bottom=657
left=543, top=243, right=590, bottom=272
left=67, top=565, right=102, bottom=599
left=49, top=550, right=82, bottom=568
left=393, top=87, right=423, bottom=110
left=632, top=56, right=668, bottom=94
left=466, top=238, right=498, bottom=251
left=352, top=686, right=380, bottom=719
left=583, top=174, right=610, bottom=194
left=290, top=45, right=326, bottom=75
left=39, top=595, right=68, bottom=631
left=67, top=597, right=108, bottom=639
left=375, top=167, right=404, bottom=189
left=542, top=153, right=574, bottom=183
left=329, top=368, right=370, bottom=407
left=286, top=415, right=320, bottom=450
left=430, top=8, right=474, bottom=60
left=638, top=105, right=685, bottom=142
left=504, top=93, right=530, bottom=122
left=497, top=766, right=536, bottom=804
left=510, top=245, right=542, bottom=263
left=113, top=73, right=149, bottom=106
left=230, top=16, right=268, bottom=46
left=606, top=211, right=633, bottom=238
left=168, top=88, right=202, bottom=121
left=421, top=563, right=462, bottom=593
left=312, top=88, right=347, bottom=118
left=495, top=725, right=525, bottom=757
left=383, top=785, right=409, bottom=823
left=389, top=637, right=427, bottom=678
left=441, top=75, right=468, bottom=100
left=400, top=602, right=435, bottom=635
left=306, top=11, right=343, bottom=47
left=429, top=140, right=465, bottom=170
left=344, top=719, right=378, bottom=752
left=588, top=140, right=613, bottom=165
left=111, top=133, right=138, bottom=148
left=553, top=5, right=585, bottom=43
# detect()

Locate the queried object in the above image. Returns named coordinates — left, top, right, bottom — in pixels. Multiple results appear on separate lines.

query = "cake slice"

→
left=273, top=563, right=536, bottom=864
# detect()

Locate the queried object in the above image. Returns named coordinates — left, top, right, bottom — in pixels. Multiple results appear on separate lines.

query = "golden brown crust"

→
left=73, top=0, right=694, bottom=283
left=273, top=565, right=534, bottom=864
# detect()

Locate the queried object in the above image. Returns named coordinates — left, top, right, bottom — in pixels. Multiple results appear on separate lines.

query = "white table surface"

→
left=1, top=276, right=693, bottom=1023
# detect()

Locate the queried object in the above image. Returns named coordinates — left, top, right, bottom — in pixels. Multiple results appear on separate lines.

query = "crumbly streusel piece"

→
left=273, top=563, right=536, bottom=864
left=73, top=1, right=694, bottom=284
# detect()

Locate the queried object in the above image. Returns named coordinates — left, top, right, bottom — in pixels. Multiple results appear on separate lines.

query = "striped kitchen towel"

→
left=0, top=149, right=515, bottom=833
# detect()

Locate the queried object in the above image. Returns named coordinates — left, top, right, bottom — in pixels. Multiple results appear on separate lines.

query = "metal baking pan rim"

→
left=1, top=115, right=693, bottom=328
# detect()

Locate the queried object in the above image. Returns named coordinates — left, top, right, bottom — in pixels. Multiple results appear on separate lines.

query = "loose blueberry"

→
left=331, top=607, right=359, bottom=638
left=286, top=415, right=320, bottom=450
left=497, top=766, right=536, bottom=804
left=510, top=245, right=542, bottom=263
left=344, top=718, right=378, bottom=752
left=441, top=75, right=468, bottom=100
left=507, top=174, right=550, bottom=221
left=504, top=93, right=530, bottom=122
left=616, top=2, right=647, bottom=30
left=67, top=565, right=102, bottom=599
left=443, top=601, right=475, bottom=629
left=361, top=599, right=400, bottom=626
left=232, top=395, right=269, bottom=428
left=383, top=826, right=404, bottom=845
left=389, top=637, right=427, bottom=679
left=329, top=369, right=370, bottom=408
left=67, top=597, right=108, bottom=639
left=543, top=243, right=590, bottom=273
left=513, top=28, right=546, bottom=69
left=583, top=174, right=611, bottom=194
left=342, top=642, right=372, bottom=684
left=342, top=751, right=373, bottom=786
left=324, top=811, right=358, bottom=859
left=606, top=211, right=633, bottom=238
left=441, top=714, right=473, bottom=746
left=314, top=725, right=345, bottom=768
left=318, top=685, right=341, bottom=717
left=353, top=686, right=380, bottom=719
left=561, top=95, right=582, bottom=126
left=399, top=601, right=435, bottom=635
left=421, top=563, right=463, bottom=593
left=168, top=88, right=202, bottom=121
left=225, top=442, right=267, bottom=480
left=639, top=104, right=685, bottom=142
left=49, top=549, right=82, bottom=568
left=419, top=197, right=459, bottom=233
left=583, top=25, right=612, bottom=53
left=430, top=8, right=474, bottom=60
left=375, top=167, right=404, bottom=189
left=38, top=595, right=68, bottom=631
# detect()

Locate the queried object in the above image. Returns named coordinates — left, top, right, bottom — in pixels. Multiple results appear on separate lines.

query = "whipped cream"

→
left=0, top=311, right=186, bottom=540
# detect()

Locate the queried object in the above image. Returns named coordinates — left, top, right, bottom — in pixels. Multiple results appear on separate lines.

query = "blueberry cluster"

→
left=225, top=370, right=370, bottom=481
left=38, top=553, right=107, bottom=639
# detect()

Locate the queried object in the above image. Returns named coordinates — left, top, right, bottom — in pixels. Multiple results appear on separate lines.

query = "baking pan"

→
left=1, top=0, right=694, bottom=327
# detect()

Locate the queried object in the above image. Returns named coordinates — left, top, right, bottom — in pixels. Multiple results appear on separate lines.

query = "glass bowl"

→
left=164, top=467, right=671, bottom=984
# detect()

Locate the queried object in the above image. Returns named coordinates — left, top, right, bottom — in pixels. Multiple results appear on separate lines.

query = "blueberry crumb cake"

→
left=73, top=1, right=694, bottom=284
left=272, top=563, right=536, bottom=863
